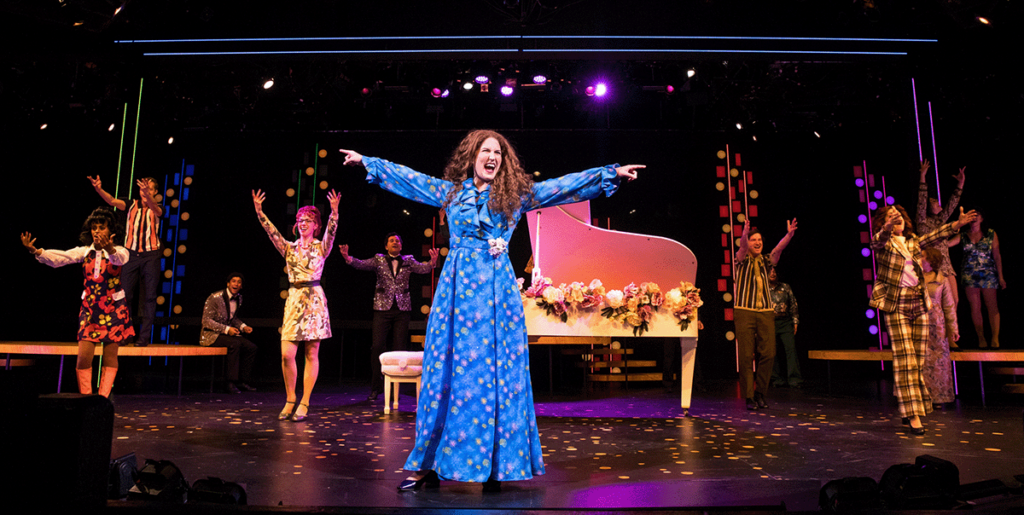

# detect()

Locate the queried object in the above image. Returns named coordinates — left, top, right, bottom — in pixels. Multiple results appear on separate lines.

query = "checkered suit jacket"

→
left=869, top=222, right=958, bottom=313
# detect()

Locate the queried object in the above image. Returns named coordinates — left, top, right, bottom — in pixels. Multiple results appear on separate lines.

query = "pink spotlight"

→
left=500, top=85, right=514, bottom=96
left=665, top=85, right=675, bottom=94
left=594, top=83, right=607, bottom=97
left=585, top=86, right=595, bottom=97
left=430, top=88, right=443, bottom=98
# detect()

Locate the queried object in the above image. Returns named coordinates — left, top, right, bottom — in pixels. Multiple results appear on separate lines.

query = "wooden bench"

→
left=1, top=341, right=227, bottom=396
left=809, top=349, right=1024, bottom=406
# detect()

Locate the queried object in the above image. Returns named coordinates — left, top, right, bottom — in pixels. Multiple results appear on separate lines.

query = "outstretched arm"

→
left=320, top=189, right=341, bottom=258
left=342, top=149, right=451, bottom=208
left=936, top=167, right=965, bottom=223
left=768, top=218, right=797, bottom=266
left=21, top=231, right=40, bottom=257
left=87, top=175, right=127, bottom=211
left=737, top=220, right=753, bottom=264
left=915, top=160, right=930, bottom=227
left=252, top=189, right=289, bottom=257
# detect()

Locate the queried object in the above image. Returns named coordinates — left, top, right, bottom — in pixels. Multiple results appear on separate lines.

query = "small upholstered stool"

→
left=379, top=351, right=423, bottom=414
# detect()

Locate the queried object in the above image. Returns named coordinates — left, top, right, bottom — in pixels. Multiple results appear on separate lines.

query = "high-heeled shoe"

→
left=483, top=478, right=501, bottom=493
left=290, top=403, right=309, bottom=422
left=397, top=470, right=439, bottom=491
left=278, top=401, right=296, bottom=421
left=908, top=425, right=926, bottom=435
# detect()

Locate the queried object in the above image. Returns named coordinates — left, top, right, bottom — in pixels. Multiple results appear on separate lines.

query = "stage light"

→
left=360, top=87, right=372, bottom=98
left=873, top=190, right=882, bottom=199
left=855, top=178, right=864, bottom=187
left=440, top=89, right=450, bottom=98
left=431, top=87, right=443, bottom=98
left=475, top=75, right=489, bottom=84
left=114, top=4, right=124, bottom=16
left=752, top=135, right=757, bottom=141
left=585, top=86, right=595, bottom=96
left=40, top=123, right=48, bottom=130
left=666, top=84, right=675, bottom=94
left=868, top=201, right=878, bottom=210
left=861, top=248, right=871, bottom=257
left=735, top=123, right=743, bottom=130
left=167, top=136, right=174, bottom=144
left=866, top=309, right=876, bottom=319
left=532, top=74, right=547, bottom=84
left=886, top=196, right=895, bottom=205
left=462, top=82, right=474, bottom=91
left=869, top=325, right=878, bottom=335
left=402, top=209, right=410, bottom=215
left=73, top=21, right=84, bottom=26
left=814, top=131, right=821, bottom=138
left=108, top=123, right=115, bottom=131
left=500, top=85, right=514, bottom=96
left=263, top=79, right=275, bottom=90
left=858, top=214, right=868, bottom=223
left=687, top=69, right=696, bottom=78
left=594, top=83, right=607, bottom=97
left=977, top=16, right=990, bottom=25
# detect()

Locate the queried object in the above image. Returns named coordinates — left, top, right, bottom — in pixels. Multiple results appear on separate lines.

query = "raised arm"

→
left=137, top=179, right=164, bottom=217
left=87, top=175, right=127, bottom=211
left=408, top=248, right=440, bottom=274
left=870, top=209, right=901, bottom=250
left=320, top=189, right=341, bottom=258
left=735, top=219, right=750, bottom=262
left=935, top=167, right=965, bottom=223
left=915, top=160, right=931, bottom=227
left=768, top=218, right=797, bottom=266
left=252, top=189, right=289, bottom=257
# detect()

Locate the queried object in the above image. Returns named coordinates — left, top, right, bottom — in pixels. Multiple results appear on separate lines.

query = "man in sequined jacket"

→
left=340, top=233, right=438, bottom=401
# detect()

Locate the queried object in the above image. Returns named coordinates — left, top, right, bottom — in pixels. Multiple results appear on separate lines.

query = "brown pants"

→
left=735, top=309, right=776, bottom=400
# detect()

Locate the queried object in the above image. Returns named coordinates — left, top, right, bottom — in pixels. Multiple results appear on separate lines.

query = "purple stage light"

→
left=585, top=86, right=595, bottom=96
left=873, top=190, right=883, bottom=199
left=855, top=178, right=864, bottom=187
left=430, top=88, right=443, bottom=98
left=500, top=85, right=514, bottom=96
left=861, top=248, right=871, bottom=257
left=532, top=74, right=547, bottom=84
left=475, top=75, right=489, bottom=84
left=858, top=214, right=868, bottom=224
left=886, top=196, right=894, bottom=205
left=865, top=309, right=875, bottom=319
left=440, top=89, right=450, bottom=98
left=869, top=325, right=878, bottom=335
left=868, top=201, right=878, bottom=211
left=666, top=84, right=675, bottom=94
left=594, top=83, right=607, bottom=97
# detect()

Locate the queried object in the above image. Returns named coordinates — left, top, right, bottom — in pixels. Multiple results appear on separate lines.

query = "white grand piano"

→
left=524, top=201, right=699, bottom=411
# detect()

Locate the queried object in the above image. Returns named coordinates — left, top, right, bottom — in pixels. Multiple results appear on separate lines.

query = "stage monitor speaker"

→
left=128, top=459, right=189, bottom=503
left=880, top=455, right=960, bottom=509
left=819, top=476, right=880, bottom=513
left=108, top=452, right=138, bottom=499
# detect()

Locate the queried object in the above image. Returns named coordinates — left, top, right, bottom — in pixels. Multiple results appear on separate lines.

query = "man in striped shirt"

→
left=89, top=175, right=163, bottom=345
left=734, top=217, right=797, bottom=410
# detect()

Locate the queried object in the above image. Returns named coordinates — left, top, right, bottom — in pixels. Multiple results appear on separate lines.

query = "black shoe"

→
left=225, top=383, right=241, bottom=394
left=754, top=392, right=769, bottom=409
left=237, top=383, right=256, bottom=392
left=908, top=426, right=926, bottom=435
left=290, top=403, right=309, bottom=422
left=745, top=398, right=758, bottom=410
left=367, top=390, right=380, bottom=402
left=483, top=478, right=501, bottom=493
left=398, top=470, right=440, bottom=491
left=901, top=417, right=910, bottom=426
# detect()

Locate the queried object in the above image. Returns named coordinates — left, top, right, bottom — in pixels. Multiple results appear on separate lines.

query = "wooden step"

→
left=577, top=360, right=658, bottom=368
left=587, top=372, right=663, bottom=382
left=989, top=367, right=1024, bottom=375
left=1002, top=384, right=1024, bottom=394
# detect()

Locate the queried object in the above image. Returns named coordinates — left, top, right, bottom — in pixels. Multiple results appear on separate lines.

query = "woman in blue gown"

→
left=340, top=130, right=643, bottom=491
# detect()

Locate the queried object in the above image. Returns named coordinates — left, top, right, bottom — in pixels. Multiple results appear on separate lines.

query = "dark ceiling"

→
left=2, top=0, right=1019, bottom=139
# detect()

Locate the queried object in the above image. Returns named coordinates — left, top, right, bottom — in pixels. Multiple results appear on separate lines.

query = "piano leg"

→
left=679, top=337, right=698, bottom=414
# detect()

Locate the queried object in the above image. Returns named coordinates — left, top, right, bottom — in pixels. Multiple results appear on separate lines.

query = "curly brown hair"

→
left=871, top=204, right=915, bottom=237
left=441, top=130, right=534, bottom=222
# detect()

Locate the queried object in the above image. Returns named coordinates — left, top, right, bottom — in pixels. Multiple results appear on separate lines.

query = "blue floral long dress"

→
left=362, top=157, right=621, bottom=482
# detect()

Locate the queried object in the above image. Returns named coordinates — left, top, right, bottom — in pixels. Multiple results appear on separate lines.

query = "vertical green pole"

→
left=128, top=78, right=144, bottom=190
left=113, top=103, right=128, bottom=207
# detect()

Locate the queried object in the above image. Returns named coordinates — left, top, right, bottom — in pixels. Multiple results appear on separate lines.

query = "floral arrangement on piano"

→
left=519, top=276, right=702, bottom=336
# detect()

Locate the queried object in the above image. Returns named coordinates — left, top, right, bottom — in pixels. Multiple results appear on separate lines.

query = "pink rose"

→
left=650, top=291, right=664, bottom=307
left=639, top=304, right=653, bottom=322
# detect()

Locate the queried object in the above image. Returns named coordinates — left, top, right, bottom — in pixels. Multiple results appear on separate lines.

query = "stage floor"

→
left=105, top=380, right=1023, bottom=511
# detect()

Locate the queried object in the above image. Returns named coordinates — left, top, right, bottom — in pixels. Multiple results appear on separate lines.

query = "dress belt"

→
left=291, top=280, right=321, bottom=288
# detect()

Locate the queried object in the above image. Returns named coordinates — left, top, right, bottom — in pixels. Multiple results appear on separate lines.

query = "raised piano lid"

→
left=524, top=200, right=698, bottom=337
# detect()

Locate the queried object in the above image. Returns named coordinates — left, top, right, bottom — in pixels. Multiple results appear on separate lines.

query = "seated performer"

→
left=200, top=273, right=258, bottom=394
left=339, top=234, right=438, bottom=401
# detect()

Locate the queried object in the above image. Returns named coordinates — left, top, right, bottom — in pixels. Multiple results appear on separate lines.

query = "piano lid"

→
left=525, top=201, right=697, bottom=290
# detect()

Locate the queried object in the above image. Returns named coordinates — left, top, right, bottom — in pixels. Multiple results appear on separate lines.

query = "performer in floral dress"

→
left=340, top=130, right=643, bottom=491
left=253, top=188, right=340, bottom=422
left=921, top=248, right=958, bottom=407
left=22, top=207, right=134, bottom=397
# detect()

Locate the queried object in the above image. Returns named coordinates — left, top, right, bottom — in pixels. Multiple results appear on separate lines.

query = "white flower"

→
left=542, top=286, right=564, bottom=304
left=487, top=237, right=508, bottom=256
left=605, top=290, right=624, bottom=308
